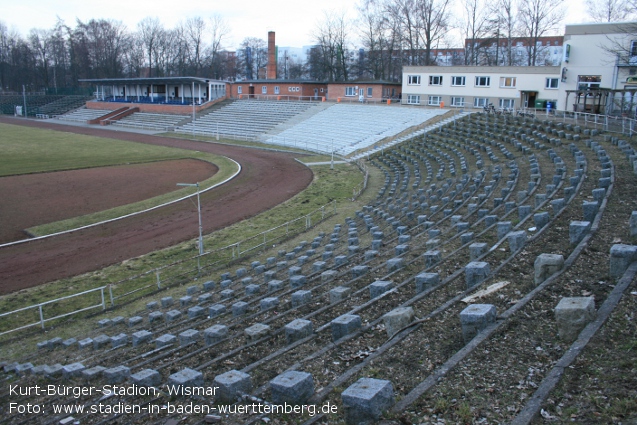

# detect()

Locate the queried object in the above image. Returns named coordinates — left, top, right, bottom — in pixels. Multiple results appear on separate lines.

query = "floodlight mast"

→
left=177, top=182, right=203, bottom=256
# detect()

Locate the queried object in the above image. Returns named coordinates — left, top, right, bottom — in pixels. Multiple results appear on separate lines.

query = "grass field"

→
left=0, top=123, right=238, bottom=236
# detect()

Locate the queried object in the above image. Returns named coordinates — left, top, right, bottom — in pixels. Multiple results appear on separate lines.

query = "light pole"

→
left=177, top=182, right=203, bottom=256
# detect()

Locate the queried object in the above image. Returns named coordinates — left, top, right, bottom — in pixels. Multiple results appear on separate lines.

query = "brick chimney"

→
left=267, top=31, right=276, bottom=80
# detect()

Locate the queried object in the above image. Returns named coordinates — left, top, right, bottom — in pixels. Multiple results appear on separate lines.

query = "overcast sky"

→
left=3, top=0, right=593, bottom=50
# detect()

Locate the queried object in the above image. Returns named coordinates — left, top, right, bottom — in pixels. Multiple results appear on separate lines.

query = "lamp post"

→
left=177, top=182, right=203, bottom=256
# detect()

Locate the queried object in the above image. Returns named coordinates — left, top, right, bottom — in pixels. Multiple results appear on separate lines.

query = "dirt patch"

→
left=0, top=159, right=217, bottom=243
left=0, top=116, right=313, bottom=294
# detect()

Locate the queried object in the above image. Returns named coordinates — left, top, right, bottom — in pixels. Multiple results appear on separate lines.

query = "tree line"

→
left=0, top=0, right=634, bottom=92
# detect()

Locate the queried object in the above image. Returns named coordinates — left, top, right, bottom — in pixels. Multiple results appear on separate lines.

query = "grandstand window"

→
left=407, top=95, right=421, bottom=105
left=499, top=99, right=515, bottom=109
left=367, top=87, right=373, bottom=97
left=577, top=75, right=601, bottom=90
left=345, top=87, right=356, bottom=96
left=237, top=86, right=242, bottom=94
left=500, top=77, right=516, bottom=88
left=451, top=76, right=465, bottom=86
left=262, top=86, right=267, bottom=94
left=546, top=78, right=559, bottom=89
left=408, top=75, right=421, bottom=85
left=475, top=76, right=490, bottom=87
left=474, top=97, right=489, bottom=107
left=274, top=86, right=280, bottom=94
left=429, top=75, right=443, bottom=86
left=451, top=97, right=465, bottom=107
left=428, top=96, right=442, bottom=106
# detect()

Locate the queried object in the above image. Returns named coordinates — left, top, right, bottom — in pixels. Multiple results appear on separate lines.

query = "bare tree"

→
left=413, top=0, right=452, bottom=65
left=29, top=28, right=52, bottom=88
left=206, top=13, right=230, bottom=79
left=517, top=0, right=564, bottom=66
left=357, top=0, right=402, bottom=80
left=311, top=10, right=352, bottom=81
left=238, top=37, right=266, bottom=79
left=460, top=0, right=491, bottom=65
left=586, top=0, right=635, bottom=22
left=137, top=17, right=163, bottom=77
left=183, top=17, right=206, bottom=74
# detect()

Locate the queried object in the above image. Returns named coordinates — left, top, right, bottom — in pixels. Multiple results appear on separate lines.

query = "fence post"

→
left=109, top=285, right=114, bottom=307
left=157, top=272, right=161, bottom=289
left=39, top=305, right=45, bottom=329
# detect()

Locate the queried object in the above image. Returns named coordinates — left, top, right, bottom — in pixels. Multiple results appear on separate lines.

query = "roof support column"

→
left=181, top=84, right=184, bottom=104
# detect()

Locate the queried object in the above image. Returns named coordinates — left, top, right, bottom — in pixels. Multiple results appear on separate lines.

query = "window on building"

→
left=631, top=41, right=637, bottom=56
left=499, top=99, right=515, bottom=109
left=428, top=96, right=442, bottom=106
left=475, top=76, right=490, bottom=87
left=237, top=86, right=242, bottom=94
left=345, top=87, right=356, bottom=96
left=546, top=78, right=559, bottom=89
left=274, top=86, right=280, bottom=94
left=408, top=75, right=421, bottom=85
left=262, top=86, right=267, bottom=94
left=367, top=87, right=373, bottom=97
left=451, top=97, right=465, bottom=107
left=500, top=77, right=516, bottom=88
left=429, top=75, right=443, bottom=85
left=451, top=76, right=466, bottom=86
left=407, top=95, right=421, bottom=105
left=474, top=97, right=489, bottom=107
left=577, top=75, right=601, bottom=90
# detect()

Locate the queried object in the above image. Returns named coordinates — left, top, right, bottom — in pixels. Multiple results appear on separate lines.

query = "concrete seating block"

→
left=241, top=277, right=254, bottom=286
left=44, top=364, right=64, bottom=377
left=291, top=290, right=312, bottom=307
left=631, top=211, right=637, bottom=237
left=555, top=297, right=596, bottom=343
left=456, top=222, right=469, bottom=233
left=551, top=198, right=565, bottom=216
left=204, top=324, right=228, bottom=346
left=364, top=250, right=378, bottom=261
left=334, top=255, right=348, bottom=267
left=599, top=177, right=611, bottom=188
left=321, top=270, right=337, bottom=282
left=145, top=301, right=159, bottom=311
left=245, top=284, right=261, bottom=296
left=415, top=272, right=440, bottom=293
left=62, top=362, right=86, bottom=379
left=168, top=368, right=204, bottom=394
left=485, top=215, right=497, bottom=227
left=187, top=305, right=205, bottom=319
left=47, top=337, right=63, bottom=349
left=62, top=338, right=77, bottom=348
left=313, top=261, right=326, bottom=272
left=232, top=301, right=249, bottom=317
left=383, top=307, right=414, bottom=337
left=592, top=188, right=606, bottom=203
left=179, top=329, right=200, bottom=346
left=131, top=369, right=161, bottom=387
left=98, top=318, right=112, bottom=328
left=330, top=286, right=351, bottom=303
left=583, top=200, right=599, bottom=222
left=203, top=280, right=216, bottom=291
left=460, top=304, right=497, bottom=343
left=179, top=296, right=193, bottom=307
left=155, top=334, right=176, bottom=349
left=186, top=285, right=199, bottom=295
left=132, top=330, right=153, bottom=347
left=276, top=261, right=288, bottom=271
left=14, top=363, right=34, bottom=375
left=609, top=244, right=637, bottom=278
left=518, top=205, right=532, bottom=220
left=128, top=316, right=143, bottom=327
left=285, top=319, right=313, bottom=344
left=270, top=371, right=314, bottom=404
left=342, top=378, right=395, bottom=425
left=111, top=333, right=128, bottom=348
left=236, top=267, right=247, bottom=278
left=507, top=230, right=527, bottom=252
left=268, top=280, right=284, bottom=292
left=569, top=220, right=591, bottom=245
left=398, top=234, right=411, bottom=244
left=322, top=251, right=334, bottom=260
left=386, top=257, right=403, bottom=272
left=103, top=365, right=130, bottom=384
left=331, top=314, right=362, bottom=341
left=198, top=293, right=213, bottom=304
left=264, top=270, right=276, bottom=283
left=214, top=370, right=253, bottom=404
left=394, top=244, right=409, bottom=255
left=290, top=275, right=307, bottom=288
left=260, top=297, right=279, bottom=311
left=220, top=279, right=233, bottom=288
left=497, top=222, right=512, bottom=240
left=351, top=265, right=369, bottom=278
left=221, top=272, right=232, bottom=281
left=245, top=323, right=271, bottom=341
left=220, top=289, right=235, bottom=299
left=465, top=261, right=490, bottom=288
left=286, top=252, right=296, bottom=261
left=429, top=229, right=441, bottom=238
left=423, top=250, right=441, bottom=267
left=460, top=232, right=474, bottom=245
left=209, top=304, right=226, bottom=318
left=82, top=365, right=106, bottom=380
left=93, top=334, right=111, bottom=349
left=165, top=309, right=182, bottom=322
left=369, top=280, right=393, bottom=298
left=534, top=212, right=550, bottom=229
left=77, top=338, right=93, bottom=350
left=288, top=266, right=302, bottom=277
left=534, top=253, right=565, bottom=284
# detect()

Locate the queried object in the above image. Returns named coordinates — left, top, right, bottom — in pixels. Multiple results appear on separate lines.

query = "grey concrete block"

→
left=313, top=261, right=326, bottom=272
left=209, top=304, right=226, bottom=318
left=460, top=304, right=497, bottom=343
left=518, top=205, right=532, bottom=220
left=369, top=280, right=393, bottom=298
left=245, top=284, right=261, bottom=296
left=555, top=297, right=596, bottom=343
left=268, top=280, right=284, bottom=292
left=155, top=334, right=176, bottom=349
left=551, top=198, right=565, bottom=216
left=179, top=329, right=200, bottom=346
left=285, top=319, right=313, bottom=344
left=241, top=277, right=254, bottom=286
left=165, top=310, right=182, bottom=322
left=260, top=297, right=279, bottom=311
left=236, top=267, right=247, bottom=278
left=188, top=305, right=205, bottom=319
left=469, top=243, right=488, bottom=261
left=583, top=200, right=599, bottom=222
left=203, top=280, right=216, bottom=291
left=351, top=265, right=369, bottom=278
left=179, top=296, right=193, bottom=307
left=232, top=301, right=249, bottom=316
left=395, top=244, right=409, bottom=255
left=220, top=279, right=233, bottom=288
left=270, top=371, right=314, bottom=404
left=98, top=318, right=112, bottom=328
left=130, top=369, right=161, bottom=386
left=128, top=316, right=143, bottom=327
left=365, top=250, right=379, bottom=261
left=465, top=261, right=490, bottom=288
left=534, top=253, right=565, bottom=284
left=415, top=272, right=439, bottom=293
left=62, top=362, right=86, bottom=379
left=214, top=370, right=253, bottom=404
left=534, top=212, right=550, bottom=229
left=93, top=334, right=111, bottom=349
left=569, top=220, right=591, bottom=245
left=198, top=293, right=213, bottom=304
left=204, top=324, right=228, bottom=346
left=423, top=250, right=441, bottom=267
left=168, top=368, right=204, bottom=394
left=186, top=285, right=199, bottom=295
left=291, top=290, right=312, bottom=307
left=342, top=378, right=395, bottom=425
left=132, top=330, right=153, bottom=347
left=383, top=307, right=414, bottom=337
left=331, top=314, right=362, bottom=341
left=82, top=366, right=106, bottom=380
left=220, top=289, right=235, bottom=299
left=103, top=365, right=130, bottom=384
left=631, top=211, right=637, bottom=237
left=330, top=286, right=351, bottom=303
left=609, top=244, right=637, bottom=278
left=507, top=230, right=527, bottom=252
left=77, top=338, right=93, bottom=350
left=290, top=275, right=307, bottom=288
left=334, top=255, right=348, bottom=267
left=44, top=364, right=64, bottom=377
left=386, top=257, right=403, bottom=272
left=497, top=222, right=512, bottom=240
left=111, top=333, right=128, bottom=348
left=245, top=323, right=271, bottom=341
left=288, top=266, right=302, bottom=277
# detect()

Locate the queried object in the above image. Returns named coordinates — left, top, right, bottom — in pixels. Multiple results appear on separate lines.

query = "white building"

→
left=401, top=66, right=561, bottom=110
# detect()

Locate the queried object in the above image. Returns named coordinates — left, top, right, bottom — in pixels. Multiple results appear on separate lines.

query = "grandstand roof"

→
left=79, top=77, right=224, bottom=85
